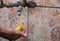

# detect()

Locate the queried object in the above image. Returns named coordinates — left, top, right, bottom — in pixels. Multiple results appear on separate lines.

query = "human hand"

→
left=0, top=26, right=26, bottom=40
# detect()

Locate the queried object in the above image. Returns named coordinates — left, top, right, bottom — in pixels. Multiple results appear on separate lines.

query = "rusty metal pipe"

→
left=0, top=2, right=25, bottom=8
left=0, top=0, right=26, bottom=8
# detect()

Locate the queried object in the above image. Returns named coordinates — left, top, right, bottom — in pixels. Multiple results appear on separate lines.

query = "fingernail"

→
left=23, top=33, right=27, bottom=37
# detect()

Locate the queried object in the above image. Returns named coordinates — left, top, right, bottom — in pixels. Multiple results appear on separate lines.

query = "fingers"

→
left=12, top=28, right=27, bottom=37
left=19, top=32, right=27, bottom=37
left=18, top=29, right=27, bottom=37
left=0, top=26, right=26, bottom=40
left=21, top=29, right=26, bottom=33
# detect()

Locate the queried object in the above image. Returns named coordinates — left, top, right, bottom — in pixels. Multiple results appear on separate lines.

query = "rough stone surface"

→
left=51, top=25, right=60, bottom=41
left=0, top=0, right=60, bottom=41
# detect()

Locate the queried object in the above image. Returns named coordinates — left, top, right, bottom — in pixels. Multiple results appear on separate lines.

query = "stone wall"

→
left=0, top=0, right=60, bottom=41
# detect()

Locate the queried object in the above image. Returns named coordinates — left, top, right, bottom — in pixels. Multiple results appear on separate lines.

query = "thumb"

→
left=19, top=31, right=27, bottom=37
left=13, top=29, right=27, bottom=37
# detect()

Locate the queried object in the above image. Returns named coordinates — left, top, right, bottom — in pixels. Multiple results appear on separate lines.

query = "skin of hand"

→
left=0, top=26, right=26, bottom=40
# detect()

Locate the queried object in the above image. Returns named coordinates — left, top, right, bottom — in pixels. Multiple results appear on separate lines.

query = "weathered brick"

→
left=44, top=0, right=60, bottom=7
left=29, top=18, right=36, bottom=34
left=3, top=0, right=25, bottom=3
left=51, top=25, right=60, bottom=41
left=8, top=8, right=16, bottom=20
left=1, top=19, right=9, bottom=28
left=48, top=8, right=59, bottom=17
left=3, top=0, right=11, bottom=3
left=48, top=8, right=60, bottom=27
left=0, top=8, right=8, bottom=14
left=50, top=0, right=60, bottom=7
left=44, top=0, right=54, bottom=6
left=39, top=26, right=49, bottom=41
left=29, top=8, right=47, bottom=20
left=10, top=16, right=20, bottom=28
left=35, top=0, right=44, bottom=6
left=10, top=18, right=16, bottom=28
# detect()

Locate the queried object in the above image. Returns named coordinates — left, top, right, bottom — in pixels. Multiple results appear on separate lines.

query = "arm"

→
left=0, top=26, right=26, bottom=40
